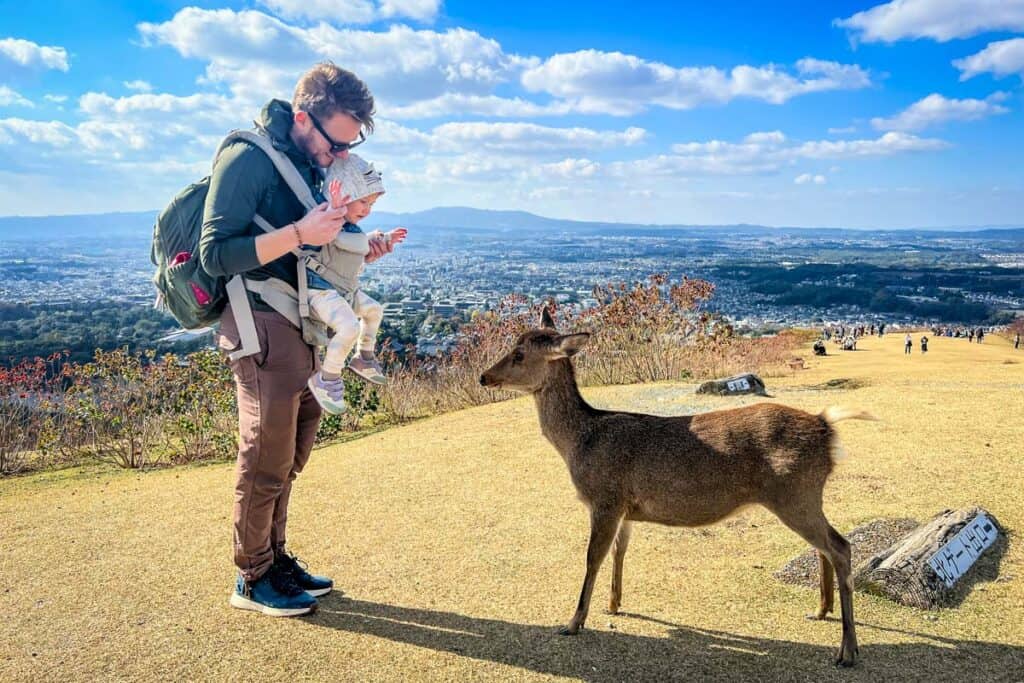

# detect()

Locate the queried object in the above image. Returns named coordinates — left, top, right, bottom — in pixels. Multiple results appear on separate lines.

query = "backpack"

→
left=151, top=128, right=331, bottom=359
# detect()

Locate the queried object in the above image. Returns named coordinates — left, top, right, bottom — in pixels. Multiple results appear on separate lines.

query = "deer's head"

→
left=479, top=308, right=590, bottom=393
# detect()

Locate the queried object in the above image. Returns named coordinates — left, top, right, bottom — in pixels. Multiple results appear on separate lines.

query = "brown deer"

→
left=479, top=309, right=875, bottom=667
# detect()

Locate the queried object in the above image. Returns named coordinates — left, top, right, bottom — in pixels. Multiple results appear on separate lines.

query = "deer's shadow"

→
left=311, top=596, right=1024, bottom=682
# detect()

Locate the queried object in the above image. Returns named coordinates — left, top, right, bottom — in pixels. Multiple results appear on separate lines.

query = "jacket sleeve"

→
left=199, top=141, right=276, bottom=277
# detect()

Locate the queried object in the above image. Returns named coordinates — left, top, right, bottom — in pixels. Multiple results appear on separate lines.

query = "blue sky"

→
left=1, top=0, right=1022, bottom=227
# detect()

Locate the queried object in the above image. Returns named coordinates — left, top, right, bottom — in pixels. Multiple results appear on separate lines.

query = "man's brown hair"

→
left=293, top=62, right=375, bottom=132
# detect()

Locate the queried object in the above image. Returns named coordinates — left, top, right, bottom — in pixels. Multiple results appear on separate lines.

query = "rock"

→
left=695, top=373, right=767, bottom=396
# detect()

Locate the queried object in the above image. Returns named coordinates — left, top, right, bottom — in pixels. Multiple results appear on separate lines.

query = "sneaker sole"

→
left=229, top=592, right=317, bottom=617
left=347, top=366, right=387, bottom=385
left=306, top=586, right=333, bottom=597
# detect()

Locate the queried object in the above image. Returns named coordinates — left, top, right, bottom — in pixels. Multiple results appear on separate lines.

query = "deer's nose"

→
left=479, top=374, right=487, bottom=386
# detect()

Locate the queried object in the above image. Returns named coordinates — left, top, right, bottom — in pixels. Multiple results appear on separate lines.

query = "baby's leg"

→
left=352, top=291, right=384, bottom=360
left=308, top=290, right=359, bottom=378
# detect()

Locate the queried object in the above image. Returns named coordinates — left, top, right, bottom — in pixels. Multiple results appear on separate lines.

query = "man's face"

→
left=293, top=111, right=363, bottom=168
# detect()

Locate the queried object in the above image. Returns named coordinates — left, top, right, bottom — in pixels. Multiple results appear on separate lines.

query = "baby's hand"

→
left=327, top=179, right=350, bottom=213
left=387, top=227, right=408, bottom=246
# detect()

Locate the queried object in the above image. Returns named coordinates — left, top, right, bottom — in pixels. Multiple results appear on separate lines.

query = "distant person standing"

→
left=920, top=335, right=928, bottom=354
left=905, top=333, right=913, bottom=355
left=976, top=327, right=985, bottom=343
left=968, top=328, right=975, bottom=343
left=1015, top=332, right=1020, bottom=350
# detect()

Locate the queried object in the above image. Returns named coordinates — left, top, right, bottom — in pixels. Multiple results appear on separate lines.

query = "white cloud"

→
left=828, top=125, right=857, bottom=135
left=0, top=118, right=76, bottom=146
left=138, top=10, right=534, bottom=109
left=0, top=86, right=33, bottom=107
left=871, top=92, right=1010, bottom=131
left=834, top=0, right=1024, bottom=43
left=520, top=51, right=870, bottom=115
left=43, top=94, right=68, bottom=103
left=795, top=173, right=826, bottom=185
left=257, top=0, right=441, bottom=24
left=653, top=130, right=948, bottom=175
left=0, top=37, right=70, bottom=71
left=379, top=0, right=442, bottom=22
left=385, top=93, right=572, bottom=119
left=124, top=80, right=154, bottom=93
left=137, top=9, right=871, bottom=121
left=954, top=38, right=1024, bottom=80
left=539, top=158, right=600, bottom=178
left=78, top=91, right=235, bottom=120
left=795, top=131, right=949, bottom=158
left=430, top=121, right=646, bottom=152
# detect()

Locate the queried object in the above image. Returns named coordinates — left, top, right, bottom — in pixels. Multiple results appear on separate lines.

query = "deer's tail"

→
left=821, top=406, right=879, bottom=425
left=821, top=406, right=879, bottom=464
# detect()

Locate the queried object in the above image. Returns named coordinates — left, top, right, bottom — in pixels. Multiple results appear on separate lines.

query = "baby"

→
left=306, top=155, right=407, bottom=414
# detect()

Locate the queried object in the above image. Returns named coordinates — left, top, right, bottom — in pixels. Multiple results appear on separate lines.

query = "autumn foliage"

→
left=2, top=274, right=802, bottom=474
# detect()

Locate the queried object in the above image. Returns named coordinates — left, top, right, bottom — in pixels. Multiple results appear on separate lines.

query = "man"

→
left=200, top=62, right=389, bottom=617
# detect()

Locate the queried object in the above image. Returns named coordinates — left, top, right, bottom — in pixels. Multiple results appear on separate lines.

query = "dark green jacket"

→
left=199, top=99, right=324, bottom=309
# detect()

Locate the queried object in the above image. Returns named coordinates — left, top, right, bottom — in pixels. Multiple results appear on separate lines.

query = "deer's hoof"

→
left=833, top=642, right=859, bottom=667
left=557, top=625, right=581, bottom=636
left=605, top=605, right=620, bottom=615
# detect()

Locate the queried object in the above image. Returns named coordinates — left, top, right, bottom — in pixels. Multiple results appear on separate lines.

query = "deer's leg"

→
left=769, top=505, right=858, bottom=667
left=560, top=508, right=622, bottom=635
left=825, top=524, right=858, bottom=668
left=608, top=520, right=632, bottom=614
left=809, top=550, right=835, bottom=620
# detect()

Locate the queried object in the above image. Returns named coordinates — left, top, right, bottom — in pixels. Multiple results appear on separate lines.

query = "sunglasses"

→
left=308, top=112, right=365, bottom=154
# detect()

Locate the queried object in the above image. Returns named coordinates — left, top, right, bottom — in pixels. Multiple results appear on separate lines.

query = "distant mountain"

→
left=2, top=207, right=1022, bottom=241
left=0, top=211, right=158, bottom=239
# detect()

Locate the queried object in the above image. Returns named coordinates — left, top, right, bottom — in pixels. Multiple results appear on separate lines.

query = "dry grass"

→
left=2, top=332, right=1022, bottom=681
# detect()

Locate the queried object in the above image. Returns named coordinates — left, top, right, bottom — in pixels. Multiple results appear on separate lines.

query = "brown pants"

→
left=217, top=304, right=321, bottom=581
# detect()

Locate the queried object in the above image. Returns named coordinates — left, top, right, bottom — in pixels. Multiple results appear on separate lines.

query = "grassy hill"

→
left=2, top=332, right=1022, bottom=681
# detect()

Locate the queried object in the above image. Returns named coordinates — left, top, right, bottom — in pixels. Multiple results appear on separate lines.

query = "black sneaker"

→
left=273, top=550, right=334, bottom=597
left=229, top=564, right=317, bottom=617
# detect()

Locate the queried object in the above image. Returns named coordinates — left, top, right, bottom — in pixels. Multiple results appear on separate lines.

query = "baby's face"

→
left=346, top=192, right=381, bottom=223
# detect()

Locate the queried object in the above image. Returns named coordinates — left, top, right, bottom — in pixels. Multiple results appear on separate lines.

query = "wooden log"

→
left=853, top=507, right=1003, bottom=609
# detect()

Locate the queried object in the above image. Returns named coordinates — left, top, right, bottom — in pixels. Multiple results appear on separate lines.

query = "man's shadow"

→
left=311, top=596, right=1024, bottom=681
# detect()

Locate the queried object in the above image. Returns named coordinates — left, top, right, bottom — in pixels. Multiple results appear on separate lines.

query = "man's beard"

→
left=293, top=126, right=328, bottom=167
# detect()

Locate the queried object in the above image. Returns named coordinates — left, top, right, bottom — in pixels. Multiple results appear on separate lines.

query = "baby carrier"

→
left=152, top=127, right=372, bottom=358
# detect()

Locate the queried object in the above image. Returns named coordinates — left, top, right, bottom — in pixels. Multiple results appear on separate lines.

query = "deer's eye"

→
left=512, top=350, right=525, bottom=364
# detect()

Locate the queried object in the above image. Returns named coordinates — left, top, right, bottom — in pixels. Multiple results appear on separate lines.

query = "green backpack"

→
left=151, top=128, right=320, bottom=337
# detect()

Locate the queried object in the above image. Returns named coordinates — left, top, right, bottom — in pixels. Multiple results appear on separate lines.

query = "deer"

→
left=479, top=309, right=876, bottom=667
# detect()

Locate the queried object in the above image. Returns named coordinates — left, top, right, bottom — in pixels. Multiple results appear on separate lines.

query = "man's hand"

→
left=295, top=201, right=346, bottom=246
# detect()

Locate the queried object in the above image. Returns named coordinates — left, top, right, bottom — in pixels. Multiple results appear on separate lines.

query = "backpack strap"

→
left=215, top=129, right=319, bottom=212
left=213, top=128, right=331, bottom=360
left=225, top=275, right=262, bottom=362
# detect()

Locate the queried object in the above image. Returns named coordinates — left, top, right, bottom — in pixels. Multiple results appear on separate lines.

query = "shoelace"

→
left=267, top=563, right=306, bottom=597
left=277, top=552, right=310, bottom=577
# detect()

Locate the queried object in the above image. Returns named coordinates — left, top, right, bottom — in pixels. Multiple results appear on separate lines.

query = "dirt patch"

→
left=775, top=517, right=919, bottom=589
left=804, top=377, right=868, bottom=391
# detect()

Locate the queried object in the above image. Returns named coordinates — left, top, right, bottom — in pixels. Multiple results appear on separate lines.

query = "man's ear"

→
left=549, top=333, right=590, bottom=359
left=540, top=307, right=556, bottom=329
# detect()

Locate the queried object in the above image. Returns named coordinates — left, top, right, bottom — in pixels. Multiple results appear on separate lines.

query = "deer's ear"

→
left=540, top=307, right=556, bottom=329
left=550, top=333, right=590, bottom=358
